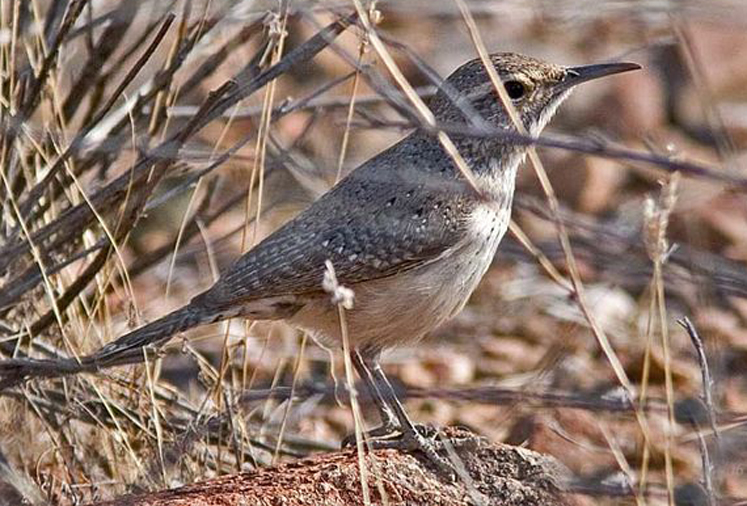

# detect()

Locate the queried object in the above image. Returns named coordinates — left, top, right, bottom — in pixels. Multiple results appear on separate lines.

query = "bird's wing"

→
left=196, top=163, right=476, bottom=310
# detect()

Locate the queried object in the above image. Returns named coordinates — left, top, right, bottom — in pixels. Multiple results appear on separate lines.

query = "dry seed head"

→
left=323, top=260, right=355, bottom=309
left=644, top=173, right=680, bottom=263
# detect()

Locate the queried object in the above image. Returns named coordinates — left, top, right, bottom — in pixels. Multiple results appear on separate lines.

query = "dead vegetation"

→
left=0, top=0, right=745, bottom=505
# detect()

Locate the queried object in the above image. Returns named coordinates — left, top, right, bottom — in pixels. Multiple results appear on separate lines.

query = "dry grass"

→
left=0, top=0, right=746, bottom=504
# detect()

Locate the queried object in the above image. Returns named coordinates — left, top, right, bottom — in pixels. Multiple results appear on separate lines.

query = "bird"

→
left=1, top=52, right=639, bottom=471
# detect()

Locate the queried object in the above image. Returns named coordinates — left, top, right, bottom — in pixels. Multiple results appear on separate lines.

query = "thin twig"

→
left=354, top=117, right=747, bottom=190
left=678, top=316, right=719, bottom=505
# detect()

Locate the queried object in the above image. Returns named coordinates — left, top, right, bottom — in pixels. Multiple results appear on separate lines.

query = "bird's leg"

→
left=341, top=351, right=454, bottom=475
left=365, top=356, right=455, bottom=475
left=352, top=349, right=400, bottom=433
left=342, top=349, right=399, bottom=447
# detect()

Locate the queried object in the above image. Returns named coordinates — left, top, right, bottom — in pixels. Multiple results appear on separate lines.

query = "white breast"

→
left=469, top=203, right=508, bottom=240
left=460, top=202, right=511, bottom=295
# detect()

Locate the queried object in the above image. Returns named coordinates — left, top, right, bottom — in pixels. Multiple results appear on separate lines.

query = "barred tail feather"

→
left=86, top=303, right=214, bottom=367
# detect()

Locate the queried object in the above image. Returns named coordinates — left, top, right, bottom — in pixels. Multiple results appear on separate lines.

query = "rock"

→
left=94, top=427, right=572, bottom=506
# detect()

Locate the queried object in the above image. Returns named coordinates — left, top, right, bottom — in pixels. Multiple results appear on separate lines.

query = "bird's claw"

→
left=343, top=423, right=456, bottom=478
left=341, top=422, right=400, bottom=448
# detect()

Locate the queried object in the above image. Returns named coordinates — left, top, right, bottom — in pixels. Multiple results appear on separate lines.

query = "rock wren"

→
left=2, top=53, right=639, bottom=469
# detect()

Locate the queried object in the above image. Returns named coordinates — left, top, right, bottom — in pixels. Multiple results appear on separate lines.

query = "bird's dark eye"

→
left=504, top=80, right=526, bottom=100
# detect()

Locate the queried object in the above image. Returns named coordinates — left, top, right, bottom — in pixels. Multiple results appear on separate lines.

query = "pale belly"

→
left=287, top=205, right=509, bottom=353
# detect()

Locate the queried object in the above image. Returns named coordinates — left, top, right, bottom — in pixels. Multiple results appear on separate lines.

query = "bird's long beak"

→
left=558, top=61, right=641, bottom=91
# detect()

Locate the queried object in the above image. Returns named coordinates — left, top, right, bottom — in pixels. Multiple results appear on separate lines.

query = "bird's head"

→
left=431, top=52, right=640, bottom=136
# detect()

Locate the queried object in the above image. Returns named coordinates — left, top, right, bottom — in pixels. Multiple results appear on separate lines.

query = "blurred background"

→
left=1, top=0, right=746, bottom=504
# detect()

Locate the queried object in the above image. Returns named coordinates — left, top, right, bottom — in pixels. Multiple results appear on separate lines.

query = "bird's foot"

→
left=341, top=421, right=401, bottom=448
left=351, top=423, right=456, bottom=477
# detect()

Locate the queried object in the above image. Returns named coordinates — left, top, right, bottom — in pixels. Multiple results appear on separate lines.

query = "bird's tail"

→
left=0, top=304, right=219, bottom=388
left=84, top=303, right=215, bottom=368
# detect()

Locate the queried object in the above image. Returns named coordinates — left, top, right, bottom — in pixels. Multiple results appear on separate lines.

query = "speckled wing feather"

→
left=196, top=143, right=476, bottom=311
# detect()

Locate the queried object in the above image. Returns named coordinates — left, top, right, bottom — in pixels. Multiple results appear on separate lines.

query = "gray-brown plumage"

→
left=1, top=53, right=639, bottom=470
